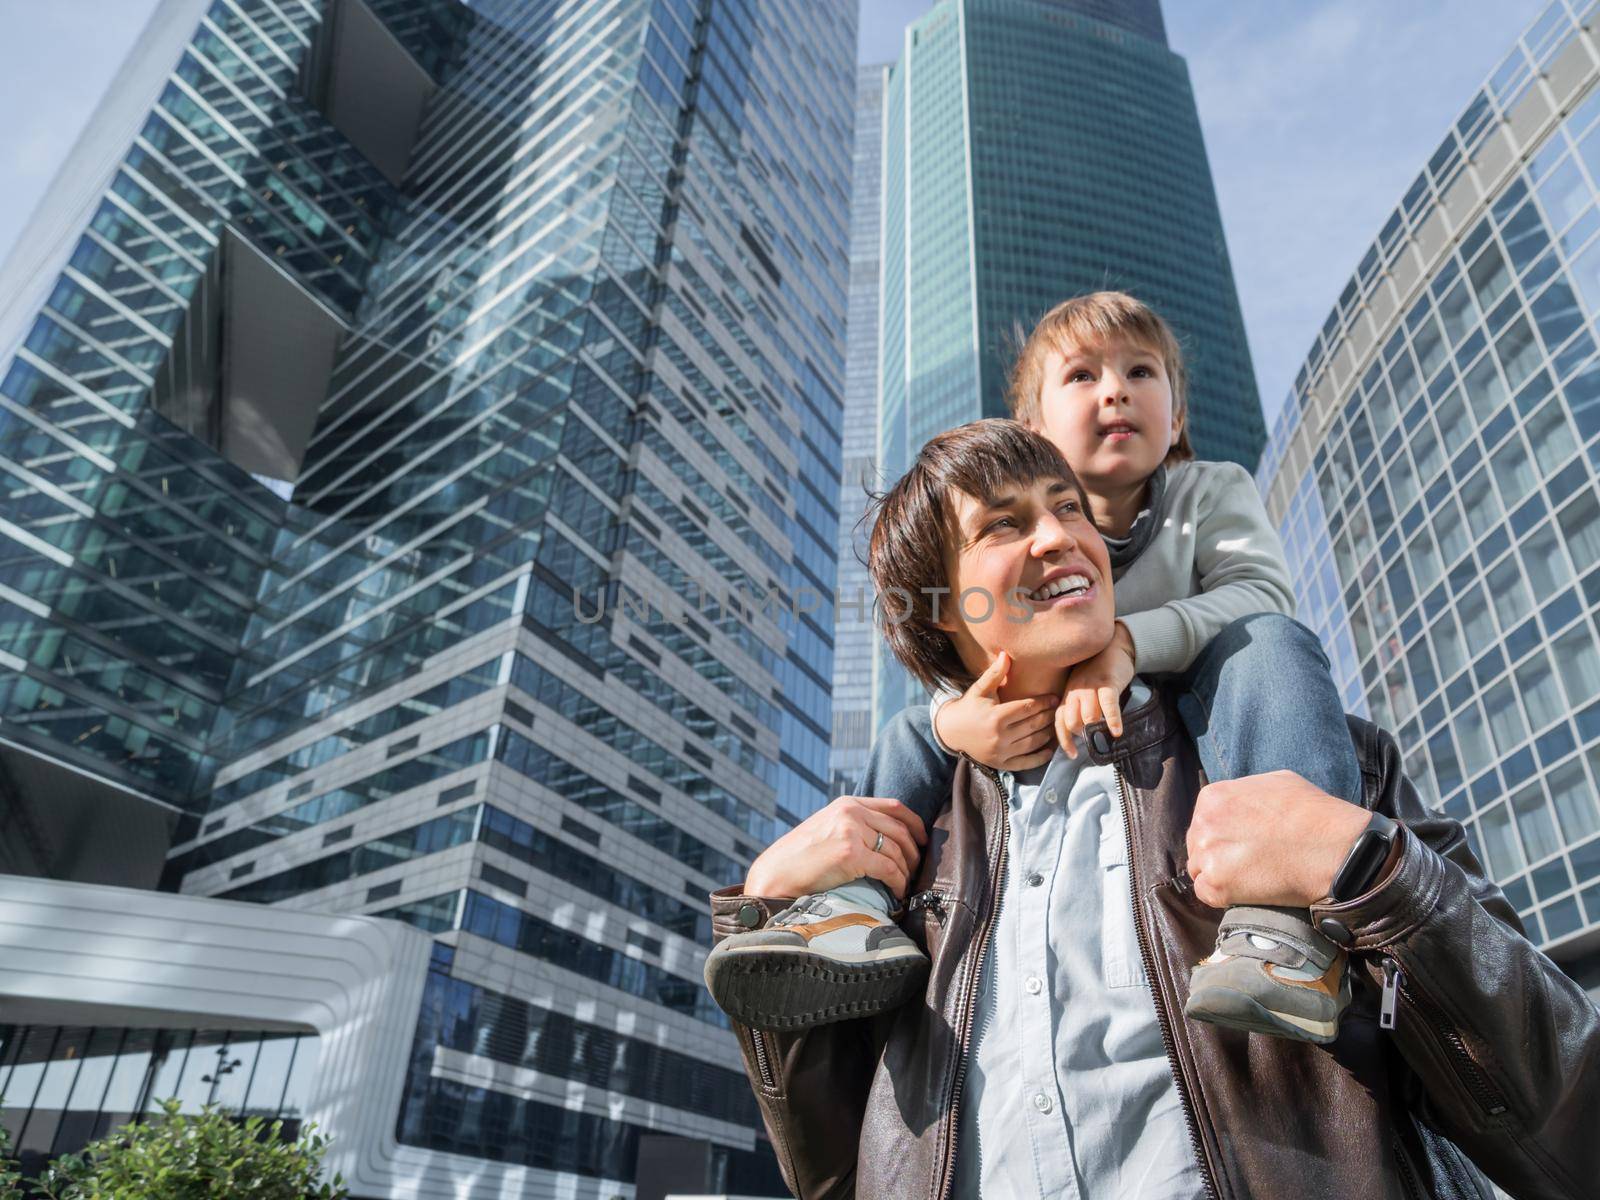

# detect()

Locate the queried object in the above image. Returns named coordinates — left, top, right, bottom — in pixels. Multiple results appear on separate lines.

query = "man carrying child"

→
left=702, top=295, right=1596, bottom=1198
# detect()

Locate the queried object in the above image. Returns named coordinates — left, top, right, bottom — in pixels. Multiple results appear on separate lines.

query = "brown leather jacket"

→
left=710, top=687, right=1599, bottom=1199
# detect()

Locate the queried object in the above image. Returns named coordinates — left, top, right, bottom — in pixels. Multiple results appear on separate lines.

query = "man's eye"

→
left=985, top=517, right=1015, bottom=533
left=1057, top=500, right=1081, bottom=517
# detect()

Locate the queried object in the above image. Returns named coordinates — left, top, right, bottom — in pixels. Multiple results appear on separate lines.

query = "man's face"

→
left=938, top=476, right=1115, bottom=681
left=1035, top=336, right=1180, bottom=492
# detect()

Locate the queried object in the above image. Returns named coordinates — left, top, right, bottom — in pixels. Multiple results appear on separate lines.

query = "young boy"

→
left=705, top=291, right=1365, bottom=1045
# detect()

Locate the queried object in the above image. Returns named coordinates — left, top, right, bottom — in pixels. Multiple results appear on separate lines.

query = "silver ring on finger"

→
left=872, top=830, right=884, bottom=854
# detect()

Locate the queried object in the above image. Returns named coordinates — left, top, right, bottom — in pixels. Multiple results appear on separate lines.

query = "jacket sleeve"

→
left=1118, top=460, right=1299, bottom=674
left=1309, top=717, right=1600, bottom=1200
left=710, top=887, right=888, bottom=1199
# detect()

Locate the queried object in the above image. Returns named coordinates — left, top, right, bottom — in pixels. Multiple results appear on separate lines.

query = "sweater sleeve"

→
left=1117, top=461, right=1298, bottom=675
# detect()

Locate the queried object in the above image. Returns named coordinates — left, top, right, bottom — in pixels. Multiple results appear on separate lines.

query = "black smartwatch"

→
left=1328, top=810, right=1399, bottom=902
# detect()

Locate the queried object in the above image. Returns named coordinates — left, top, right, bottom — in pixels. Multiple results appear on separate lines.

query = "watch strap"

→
left=1329, top=809, right=1399, bottom=902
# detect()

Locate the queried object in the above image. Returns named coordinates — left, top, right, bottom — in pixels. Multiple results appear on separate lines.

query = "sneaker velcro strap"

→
left=790, top=913, right=885, bottom=942
left=1216, top=906, right=1338, bottom=973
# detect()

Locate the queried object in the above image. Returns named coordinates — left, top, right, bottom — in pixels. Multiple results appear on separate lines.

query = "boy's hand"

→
left=1056, top=622, right=1137, bottom=758
left=934, top=651, right=1057, bottom=771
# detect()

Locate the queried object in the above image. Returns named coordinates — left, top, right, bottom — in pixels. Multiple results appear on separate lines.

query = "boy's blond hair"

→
left=1006, top=291, right=1195, bottom=466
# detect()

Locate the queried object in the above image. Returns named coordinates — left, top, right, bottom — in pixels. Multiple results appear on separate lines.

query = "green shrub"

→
left=0, top=1110, right=22, bottom=1200
left=31, top=1099, right=346, bottom=1200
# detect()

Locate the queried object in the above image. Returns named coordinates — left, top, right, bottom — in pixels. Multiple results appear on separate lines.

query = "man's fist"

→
left=1185, top=770, right=1372, bottom=909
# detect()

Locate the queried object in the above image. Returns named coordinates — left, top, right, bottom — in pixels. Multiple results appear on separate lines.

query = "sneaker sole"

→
left=1183, top=987, right=1340, bottom=1045
left=704, top=944, right=929, bottom=1031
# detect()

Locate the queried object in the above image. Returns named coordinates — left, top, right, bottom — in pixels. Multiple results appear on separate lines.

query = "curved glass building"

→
left=1257, top=0, right=1600, bottom=992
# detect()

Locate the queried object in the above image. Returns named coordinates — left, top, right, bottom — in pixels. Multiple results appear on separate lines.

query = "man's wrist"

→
left=1320, top=809, right=1400, bottom=903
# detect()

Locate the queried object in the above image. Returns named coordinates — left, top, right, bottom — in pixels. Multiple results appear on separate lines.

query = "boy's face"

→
left=936, top=475, right=1116, bottom=684
left=1034, top=336, right=1180, bottom=493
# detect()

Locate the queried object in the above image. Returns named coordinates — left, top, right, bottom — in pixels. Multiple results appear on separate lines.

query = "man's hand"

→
left=1056, top=621, right=1137, bottom=758
left=1185, top=770, right=1373, bottom=908
left=934, top=651, right=1057, bottom=771
left=745, top=794, right=929, bottom=900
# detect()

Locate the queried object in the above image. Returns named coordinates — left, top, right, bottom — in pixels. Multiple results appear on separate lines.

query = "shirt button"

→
left=1033, top=1092, right=1053, bottom=1114
left=1043, top=787, right=1058, bottom=804
left=1025, top=975, right=1043, bottom=995
left=1025, top=872, right=1044, bottom=888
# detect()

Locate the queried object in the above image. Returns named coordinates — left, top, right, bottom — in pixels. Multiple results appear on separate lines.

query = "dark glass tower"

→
left=0, top=0, right=852, bottom=1189
left=874, top=0, right=1265, bottom=726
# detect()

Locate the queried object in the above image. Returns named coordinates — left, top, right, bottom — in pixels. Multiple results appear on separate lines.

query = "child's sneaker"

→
left=704, top=882, right=928, bottom=1031
left=1183, top=905, right=1350, bottom=1045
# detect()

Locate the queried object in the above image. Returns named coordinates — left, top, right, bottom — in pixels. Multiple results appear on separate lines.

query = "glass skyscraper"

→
left=1257, top=0, right=1600, bottom=999
left=830, top=63, right=886, bottom=795
left=0, top=0, right=853, bottom=1191
left=873, top=0, right=1266, bottom=725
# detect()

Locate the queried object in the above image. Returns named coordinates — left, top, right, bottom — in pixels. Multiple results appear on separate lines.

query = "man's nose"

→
left=1032, top=511, right=1078, bottom=555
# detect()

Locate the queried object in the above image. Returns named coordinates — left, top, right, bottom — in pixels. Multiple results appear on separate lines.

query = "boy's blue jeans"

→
left=858, top=612, right=1364, bottom=864
left=1173, top=612, right=1363, bottom=810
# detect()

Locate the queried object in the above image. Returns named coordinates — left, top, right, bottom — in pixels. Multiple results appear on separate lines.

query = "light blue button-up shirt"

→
left=952, top=681, right=1206, bottom=1198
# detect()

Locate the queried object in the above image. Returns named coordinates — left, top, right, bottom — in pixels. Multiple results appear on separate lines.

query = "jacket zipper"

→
left=1118, top=766, right=1222, bottom=1200
left=934, top=763, right=1007, bottom=1200
left=1392, top=1131, right=1423, bottom=1200
left=749, top=1026, right=777, bottom=1091
left=1380, top=955, right=1509, bottom=1118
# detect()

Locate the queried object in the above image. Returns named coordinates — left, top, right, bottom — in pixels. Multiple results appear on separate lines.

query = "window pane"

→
left=1457, top=583, right=1497, bottom=645
left=144, top=1030, right=190, bottom=1113
left=1548, top=759, right=1600, bottom=842
left=1513, top=783, right=1562, bottom=862
left=1557, top=490, right=1600, bottom=567
left=1554, top=624, right=1600, bottom=706
left=243, top=1035, right=294, bottom=1117
left=1515, top=650, right=1566, bottom=731
left=1483, top=678, right=1530, bottom=754
left=100, top=1031, right=156, bottom=1117
left=1527, top=398, right=1578, bottom=465
left=1519, top=520, right=1572, bottom=594
left=1479, top=802, right=1524, bottom=877
left=278, top=1036, right=318, bottom=1119
left=1456, top=702, right=1496, bottom=777
left=1492, top=435, right=1537, bottom=507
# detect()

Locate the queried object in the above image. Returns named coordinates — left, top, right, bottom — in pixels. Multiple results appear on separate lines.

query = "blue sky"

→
left=0, top=0, right=1553, bottom=427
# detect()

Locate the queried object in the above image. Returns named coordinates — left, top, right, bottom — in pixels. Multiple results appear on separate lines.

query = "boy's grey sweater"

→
left=1112, top=458, right=1297, bottom=675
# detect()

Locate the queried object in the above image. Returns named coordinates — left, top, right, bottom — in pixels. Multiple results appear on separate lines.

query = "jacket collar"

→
left=1080, top=679, right=1177, bottom=771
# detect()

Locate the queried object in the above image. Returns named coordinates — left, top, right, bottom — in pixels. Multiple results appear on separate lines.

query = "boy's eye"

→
left=1067, top=369, right=1093, bottom=384
left=1130, top=365, right=1152, bottom=378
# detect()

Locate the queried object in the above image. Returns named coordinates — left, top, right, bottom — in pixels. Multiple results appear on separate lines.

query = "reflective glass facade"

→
left=830, top=64, right=886, bottom=794
left=0, top=0, right=852, bottom=1190
left=873, top=0, right=1265, bottom=726
left=1257, top=0, right=1600, bottom=994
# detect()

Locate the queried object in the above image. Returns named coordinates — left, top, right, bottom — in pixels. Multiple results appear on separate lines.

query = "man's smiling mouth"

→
left=1029, top=573, right=1092, bottom=602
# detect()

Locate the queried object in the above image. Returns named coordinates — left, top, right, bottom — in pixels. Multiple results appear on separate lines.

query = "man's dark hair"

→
left=866, top=419, right=1089, bottom=693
